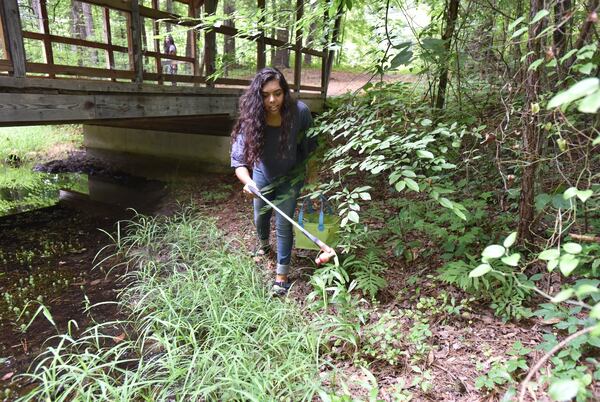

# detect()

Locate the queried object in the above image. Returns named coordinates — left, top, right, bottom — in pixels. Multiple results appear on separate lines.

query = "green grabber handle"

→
left=247, top=184, right=338, bottom=266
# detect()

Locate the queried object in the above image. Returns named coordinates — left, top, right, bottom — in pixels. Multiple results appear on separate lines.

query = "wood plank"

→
left=143, top=72, right=205, bottom=84
left=0, top=6, right=6, bottom=60
left=2, top=0, right=26, bottom=77
left=0, top=60, right=13, bottom=72
left=0, top=92, right=239, bottom=124
left=27, top=62, right=135, bottom=79
left=293, top=0, right=303, bottom=92
left=257, top=0, right=265, bottom=70
left=144, top=50, right=194, bottom=63
left=38, top=0, right=55, bottom=77
left=0, top=75, right=245, bottom=96
left=102, top=8, right=116, bottom=82
left=79, top=0, right=132, bottom=13
left=299, top=84, right=322, bottom=91
left=188, top=0, right=200, bottom=84
left=23, top=31, right=129, bottom=54
left=214, top=77, right=251, bottom=86
left=129, top=0, right=143, bottom=84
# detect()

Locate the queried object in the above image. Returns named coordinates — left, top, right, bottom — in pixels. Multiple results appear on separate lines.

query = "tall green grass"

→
left=19, top=206, right=323, bottom=401
left=0, top=125, right=81, bottom=161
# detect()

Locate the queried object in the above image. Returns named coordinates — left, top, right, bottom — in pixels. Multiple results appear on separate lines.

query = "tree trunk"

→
left=434, top=0, right=460, bottom=109
left=517, top=0, right=546, bottom=243
left=166, top=0, right=173, bottom=32
left=223, top=0, right=235, bottom=75
left=274, top=28, right=290, bottom=68
left=270, top=0, right=276, bottom=65
left=303, top=22, right=317, bottom=66
left=70, top=1, right=84, bottom=66
left=82, top=2, right=98, bottom=64
left=31, top=0, right=44, bottom=32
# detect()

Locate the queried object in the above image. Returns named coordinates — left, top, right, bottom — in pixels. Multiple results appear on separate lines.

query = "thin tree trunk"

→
left=517, top=0, right=546, bottom=243
left=82, top=2, right=98, bottom=64
left=435, top=0, right=460, bottom=109
left=70, top=1, right=84, bottom=66
left=274, top=28, right=290, bottom=68
left=303, top=22, right=317, bottom=66
left=166, top=0, right=173, bottom=32
left=223, top=0, right=235, bottom=75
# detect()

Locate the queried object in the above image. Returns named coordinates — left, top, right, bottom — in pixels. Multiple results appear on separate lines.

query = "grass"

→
left=18, top=206, right=324, bottom=401
left=0, top=125, right=82, bottom=162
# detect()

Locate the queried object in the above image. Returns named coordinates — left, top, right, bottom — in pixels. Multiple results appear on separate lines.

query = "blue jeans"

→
left=252, top=169, right=302, bottom=270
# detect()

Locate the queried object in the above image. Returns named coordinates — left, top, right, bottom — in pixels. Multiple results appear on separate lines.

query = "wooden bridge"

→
left=0, top=0, right=339, bottom=132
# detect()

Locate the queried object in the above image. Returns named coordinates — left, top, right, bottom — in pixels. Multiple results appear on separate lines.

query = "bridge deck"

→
left=0, top=0, right=336, bottom=127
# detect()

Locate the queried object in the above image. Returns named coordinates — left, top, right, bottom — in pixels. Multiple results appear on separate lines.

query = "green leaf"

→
left=575, top=284, right=599, bottom=298
left=501, top=253, right=521, bottom=267
left=503, top=232, right=517, bottom=248
left=420, top=118, right=432, bottom=127
left=482, top=245, right=506, bottom=259
left=528, top=58, right=544, bottom=71
left=348, top=211, right=359, bottom=223
left=452, top=208, right=467, bottom=221
left=548, top=259, right=559, bottom=272
left=416, top=149, right=434, bottom=159
left=563, top=187, right=578, bottom=199
left=594, top=135, right=600, bottom=146
left=548, top=78, right=600, bottom=109
left=470, top=263, right=492, bottom=278
left=548, top=379, right=579, bottom=401
left=510, top=27, right=528, bottom=39
left=402, top=169, right=416, bottom=178
left=563, top=242, right=582, bottom=254
left=508, top=16, right=525, bottom=31
left=559, top=254, right=579, bottom=277
left=576, top=189, right=593, bottom=203
left=395, top=180, right=406, bottom=192
left=404, top=178, right=419, bottom=192
left=439, top=197, right=453, bottom=209
left=591, top=302, right=600, bottom=319
left=390, top=48, right=413, bottom=69
left=539, top=248, right=560, bottom=261
left=359, top=192, right=371, bottom=201
left=551, top=289, right=574, bottom=303
left=530, top=9, right=549, bottom=25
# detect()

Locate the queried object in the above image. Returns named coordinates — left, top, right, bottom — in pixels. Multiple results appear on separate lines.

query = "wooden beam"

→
left=293, top=0, right=303, bottom=92
left=204, top=0, right=217, bottom=87
left=256, top=0, right=266, bottom=70
left=23, top=31, right=129, bottom=54
left=1, top=0, right=26, bottom=77
left=0, top=75, right=245, bottom=96
left=129, top=0, right=144, bottom=84
left=79, top=0, right=132, bottom=13
left=38, top=0, right=55, bottom=78
left=102, top=8, right=116, bottom=82
left=27, top=62, right=135, bottom=80
left=0, top=92, right=240, bottom=124
left=0, top=6, right=7, bottom=61
left=0, top=60, right=14, bottom=72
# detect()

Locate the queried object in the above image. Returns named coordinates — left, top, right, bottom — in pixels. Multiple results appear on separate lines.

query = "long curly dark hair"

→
left=231, top=67, right=296, bottom=167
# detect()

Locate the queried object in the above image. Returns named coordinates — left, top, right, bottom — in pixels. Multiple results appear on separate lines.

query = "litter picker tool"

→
left=248, top=185, right=338, bottom=266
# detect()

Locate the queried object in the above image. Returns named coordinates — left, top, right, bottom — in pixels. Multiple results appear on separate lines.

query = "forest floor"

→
left=1, top=164, right=583, bottom=401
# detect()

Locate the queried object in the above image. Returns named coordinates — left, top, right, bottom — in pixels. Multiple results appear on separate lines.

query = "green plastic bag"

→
left=294, top=197, right=340, bottom=250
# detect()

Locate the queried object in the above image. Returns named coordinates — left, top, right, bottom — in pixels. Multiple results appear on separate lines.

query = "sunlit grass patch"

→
left=0, top=125, right=82, bottom=162
left=18, top=206, right=322, bottom=401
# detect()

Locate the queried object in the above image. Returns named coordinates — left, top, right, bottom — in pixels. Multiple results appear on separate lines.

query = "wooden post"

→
left=257, top=0, right=266, bottom=70
left=39, top=0, right=55, bottom=78
left=151, top=0, right=163, bottom=84
left=189, top=0, right=200, bottom=85
left=102, top=8, right=116, bottom=82
left=1, top=0, right=27, bottom=77
left=204, top=0, right=217, bottom=87
left=293, top=0, right=303, bottom=92
left=129, top=0, right=144, bottom=84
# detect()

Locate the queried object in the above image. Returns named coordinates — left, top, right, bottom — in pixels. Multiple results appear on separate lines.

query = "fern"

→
left=351, top=250, right=387, bottom=298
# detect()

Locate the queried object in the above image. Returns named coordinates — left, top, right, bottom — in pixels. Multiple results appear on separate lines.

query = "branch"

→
left=570, top=233, right=600, bottom=243
left=518, top=325, right=596, bottom=402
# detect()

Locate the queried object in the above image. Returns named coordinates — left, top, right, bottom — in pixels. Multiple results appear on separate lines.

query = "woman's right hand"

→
left=243, top=180, right=259, bottom=198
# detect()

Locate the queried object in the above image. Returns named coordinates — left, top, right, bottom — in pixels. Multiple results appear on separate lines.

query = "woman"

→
left=231, top=67, right=316, bottom=295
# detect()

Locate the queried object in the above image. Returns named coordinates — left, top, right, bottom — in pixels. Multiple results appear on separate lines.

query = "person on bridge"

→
left=231, top=67, right=316, bottom=296
left=163, top=35, right=177, bottom=85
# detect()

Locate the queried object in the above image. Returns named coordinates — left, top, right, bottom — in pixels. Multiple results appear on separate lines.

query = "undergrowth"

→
left=18, top=207, right=323, bottom=401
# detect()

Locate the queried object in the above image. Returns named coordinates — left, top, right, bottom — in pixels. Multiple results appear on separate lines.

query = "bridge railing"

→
left=0, top=0, right=332, bottom=95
